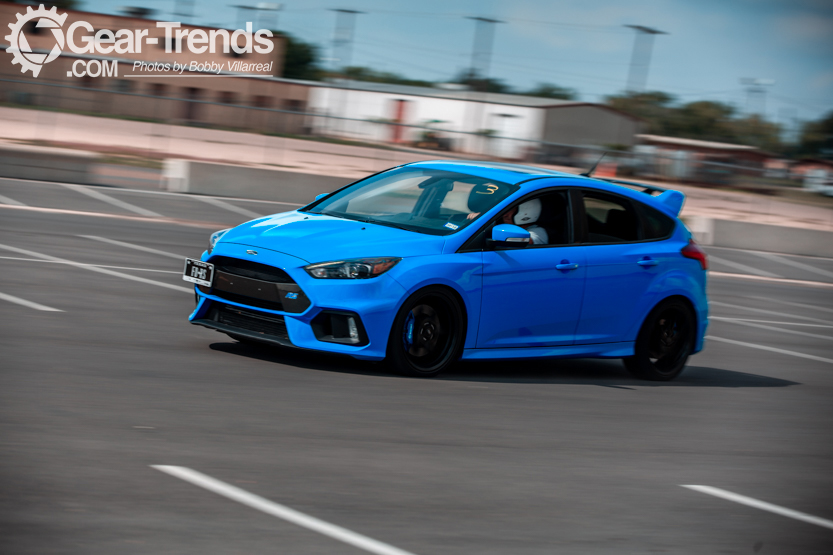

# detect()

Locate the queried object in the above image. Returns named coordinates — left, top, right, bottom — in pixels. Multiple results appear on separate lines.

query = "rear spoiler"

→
left=595, top=177, right=685, bottom=217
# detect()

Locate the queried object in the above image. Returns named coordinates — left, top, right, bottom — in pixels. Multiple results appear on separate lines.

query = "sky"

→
left=79, top=0, right=833, bottom=129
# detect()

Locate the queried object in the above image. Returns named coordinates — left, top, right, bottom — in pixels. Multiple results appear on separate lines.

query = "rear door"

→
left=573, top=190, right=676, bottom=345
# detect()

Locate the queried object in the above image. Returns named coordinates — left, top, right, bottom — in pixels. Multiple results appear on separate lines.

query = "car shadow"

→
left=209, top=341, right=798, bottom=388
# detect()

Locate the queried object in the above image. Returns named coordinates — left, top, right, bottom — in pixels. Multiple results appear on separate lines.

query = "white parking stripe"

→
left=152, top=466, right=419, bottom=555
left=711, top=301, right=833, bottom=325
left=710, top=317, right=833, bottom=340
left=196, top=196, right=263, bottom=219
left=709, top=255, right=781, bottom=278
left=0, top=255, right=180, bottom=274
left=709, top=272, right=833, bottom=289
left=706, top=335, right=833, bottom=364
left=59, top=183, right=163, bottom=217
left=712, top=318, right=833, bottom=329
left=80, top=235, right=186, bottom=260
left=749, top=251, right=833, bottom=280
left=0, top=291, right=62, bottom=312
left=682, top=485, right=833, bottom=531
left=0, top=193, right=26, bottom=206
left=747, top=296, right=833, bottom=315
left=0, top=243, right=191, bottom=293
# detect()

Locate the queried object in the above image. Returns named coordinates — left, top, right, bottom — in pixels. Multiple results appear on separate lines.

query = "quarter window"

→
left=641, top=203, right=676, bottom=240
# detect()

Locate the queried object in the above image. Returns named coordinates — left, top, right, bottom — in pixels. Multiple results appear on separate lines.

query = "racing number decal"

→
left=476, top=184, right=500, bottom=195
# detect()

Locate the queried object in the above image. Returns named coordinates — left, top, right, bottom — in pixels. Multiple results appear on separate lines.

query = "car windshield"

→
left=304, top=167, right=518, bottom=235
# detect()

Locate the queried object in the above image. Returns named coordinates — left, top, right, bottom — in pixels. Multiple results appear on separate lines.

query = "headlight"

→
left=208, top=228, right=231, bottom=254
left=304, top=257, right=401, bottom=279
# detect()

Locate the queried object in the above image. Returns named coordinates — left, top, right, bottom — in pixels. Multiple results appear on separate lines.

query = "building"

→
left=307, top=81, right=642, bottom=159
left=0, top=1, right=310, bottom=132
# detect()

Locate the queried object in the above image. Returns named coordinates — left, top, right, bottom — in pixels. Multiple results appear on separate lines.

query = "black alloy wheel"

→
left=387, top=287, right=465, bottom=377
left=624, top=298, right=695, bottom=381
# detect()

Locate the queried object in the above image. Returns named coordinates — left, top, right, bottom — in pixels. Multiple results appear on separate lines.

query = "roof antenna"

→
left=580, top=152, right=607, bottom=177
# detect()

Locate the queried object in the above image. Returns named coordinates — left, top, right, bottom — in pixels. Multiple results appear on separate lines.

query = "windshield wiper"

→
left=328, top=212, right=412, bottom=232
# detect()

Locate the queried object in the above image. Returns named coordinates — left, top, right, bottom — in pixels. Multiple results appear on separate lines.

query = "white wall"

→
left=308, top=86, right=544, bottom=159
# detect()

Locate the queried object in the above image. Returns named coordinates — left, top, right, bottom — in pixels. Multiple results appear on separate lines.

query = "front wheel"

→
left=624, top=299, right=695, bottom=381
left=387, top=287, right=465, bottom=377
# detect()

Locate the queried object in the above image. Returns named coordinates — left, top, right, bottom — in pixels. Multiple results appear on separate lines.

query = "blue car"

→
left=184, top=161, right=709, bottom=380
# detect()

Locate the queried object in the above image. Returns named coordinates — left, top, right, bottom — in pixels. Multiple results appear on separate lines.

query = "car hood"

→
left=219, top=211, right=446, bottom=264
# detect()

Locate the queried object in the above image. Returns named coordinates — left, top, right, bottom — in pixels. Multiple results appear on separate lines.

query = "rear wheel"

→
left=624, top=299, right=695, bottom=381
left=387, top=287, right=465, bottom=377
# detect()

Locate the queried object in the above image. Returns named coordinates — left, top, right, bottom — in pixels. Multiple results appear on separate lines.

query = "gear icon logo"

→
left=5, top=4, right=68, bottom=78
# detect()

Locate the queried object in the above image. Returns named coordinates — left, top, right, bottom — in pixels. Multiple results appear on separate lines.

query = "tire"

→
left=387, top=287, right=465, bottom=377
left=623, top=298, right=695, bottom=381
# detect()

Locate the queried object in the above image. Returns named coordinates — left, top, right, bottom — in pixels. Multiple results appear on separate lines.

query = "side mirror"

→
left=314, top=193, right=328, bottom=202
left=488, top=224, right=531, bottom=249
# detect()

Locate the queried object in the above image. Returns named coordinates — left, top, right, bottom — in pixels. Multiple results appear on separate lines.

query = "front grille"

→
left=211, top=256, right=294, bottom=283
left=205, top=256, right=310, bottom=313
left=211, top=303, right=289, bottom=340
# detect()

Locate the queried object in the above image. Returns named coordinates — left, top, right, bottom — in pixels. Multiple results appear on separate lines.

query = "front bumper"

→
left=189, top=242, right=407, bottom=360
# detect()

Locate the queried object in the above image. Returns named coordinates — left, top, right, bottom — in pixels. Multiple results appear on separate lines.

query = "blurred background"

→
left=1, top=0, right=831, bottom=203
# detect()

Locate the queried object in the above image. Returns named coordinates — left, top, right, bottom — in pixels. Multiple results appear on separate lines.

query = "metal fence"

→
left=0, top=75, right=816, bottom=195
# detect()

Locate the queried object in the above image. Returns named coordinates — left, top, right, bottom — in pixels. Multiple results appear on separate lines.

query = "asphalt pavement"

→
left=1, top=177, right=832, bottom=554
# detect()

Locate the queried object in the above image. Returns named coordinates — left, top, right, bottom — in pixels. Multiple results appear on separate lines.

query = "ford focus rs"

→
left=185, top=161, right=708, bottom=380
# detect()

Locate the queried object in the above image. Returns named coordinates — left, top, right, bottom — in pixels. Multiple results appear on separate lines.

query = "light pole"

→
left=466, top=16, right=504, bottom=92
left=624, top=25, right=666, bottom=93
left=330, top=8, right=364, bottom=76
left=740, top=78, right=775, bottom=117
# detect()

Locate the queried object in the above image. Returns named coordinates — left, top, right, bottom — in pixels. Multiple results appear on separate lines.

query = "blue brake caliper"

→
left=403, top=311, right=415, bottom=352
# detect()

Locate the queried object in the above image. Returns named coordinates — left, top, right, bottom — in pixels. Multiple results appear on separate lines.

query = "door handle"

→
left=637, top=258, right=659, bottom=267
left=556, top=262, right=579, bottom=271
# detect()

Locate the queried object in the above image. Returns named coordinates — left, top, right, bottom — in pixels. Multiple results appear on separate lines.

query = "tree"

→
left=12, top=0, right=79, bottom=8
left=340, top=66, right=433, bottom=88
left=451, top=69, right=510, bottom=94
left=668, top=101, right=737, bottom=143
left=799, top=111, right=833, bottom=158
left=605, top=91, right=676, bottom=135
left=521, top=83, right=578, bottom=101
left=280, top=33, right=322, bottom=81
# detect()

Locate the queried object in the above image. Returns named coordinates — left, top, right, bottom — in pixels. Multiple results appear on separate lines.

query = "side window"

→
left=581, top=193, right=640, bottom=243
left=640, top=203, right=676, bottom=240
left=494, top=190, right=572, bottom=246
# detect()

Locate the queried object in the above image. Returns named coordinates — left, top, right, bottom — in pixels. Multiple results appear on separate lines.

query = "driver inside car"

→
left=501, top=198, right=548, bottom=245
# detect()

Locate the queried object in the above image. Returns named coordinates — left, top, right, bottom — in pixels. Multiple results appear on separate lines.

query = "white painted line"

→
left=682, top=485, right=833, bottom=531
left=706, top=335, right=833, bottom=364
left=709, top=272, right=833, bottom=289
left=711, top=301, right=833, bottom=325
left=0, top=243, right=192, bottom=294
left=152, top=465, right=419, bottom=555
left=709, top=255, right=781, bottom=278
left=0, top=291, right=62, bottom=312
left=749, top=251, right=833, bottom=279
left=710, top=317, right=833, bottom=340
left=748, top=296, right=833, bottom=315
left=0, top=176, right=303, bottom=206
left=0, top=193, right=26, bottom=206
left=706, top=245, right=833, bottom=263
left=0, top=255, right=180, bottom=274
left=196, top=196, right=263, bottom=219
left=711, top=318, right=833, bottom=329
left=58, top=183, right=164, bottom=217
left=79, top=235, right=186, bottom=260
left=0, top=203, right=218, bottom=228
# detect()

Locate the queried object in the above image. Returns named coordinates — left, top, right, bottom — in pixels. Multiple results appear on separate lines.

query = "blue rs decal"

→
left=285, top=292, right=299, bottom=299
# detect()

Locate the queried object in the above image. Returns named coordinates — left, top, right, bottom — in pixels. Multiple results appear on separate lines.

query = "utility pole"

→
left=740, top=78, right=775, bottom=118
left=624, top=25, right=666, bottom=93
left=466, top=16, right=503, bottom=92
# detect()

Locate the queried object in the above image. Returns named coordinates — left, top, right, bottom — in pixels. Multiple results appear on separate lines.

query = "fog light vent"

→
left=311, top=311, right=368, bottom=346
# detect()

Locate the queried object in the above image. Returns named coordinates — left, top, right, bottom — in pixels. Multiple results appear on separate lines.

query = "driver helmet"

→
left=514, top=198, right=542, bottom=226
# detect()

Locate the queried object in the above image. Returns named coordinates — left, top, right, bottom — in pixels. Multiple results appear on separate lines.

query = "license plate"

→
left=183, top=258, right=214, bottom=287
